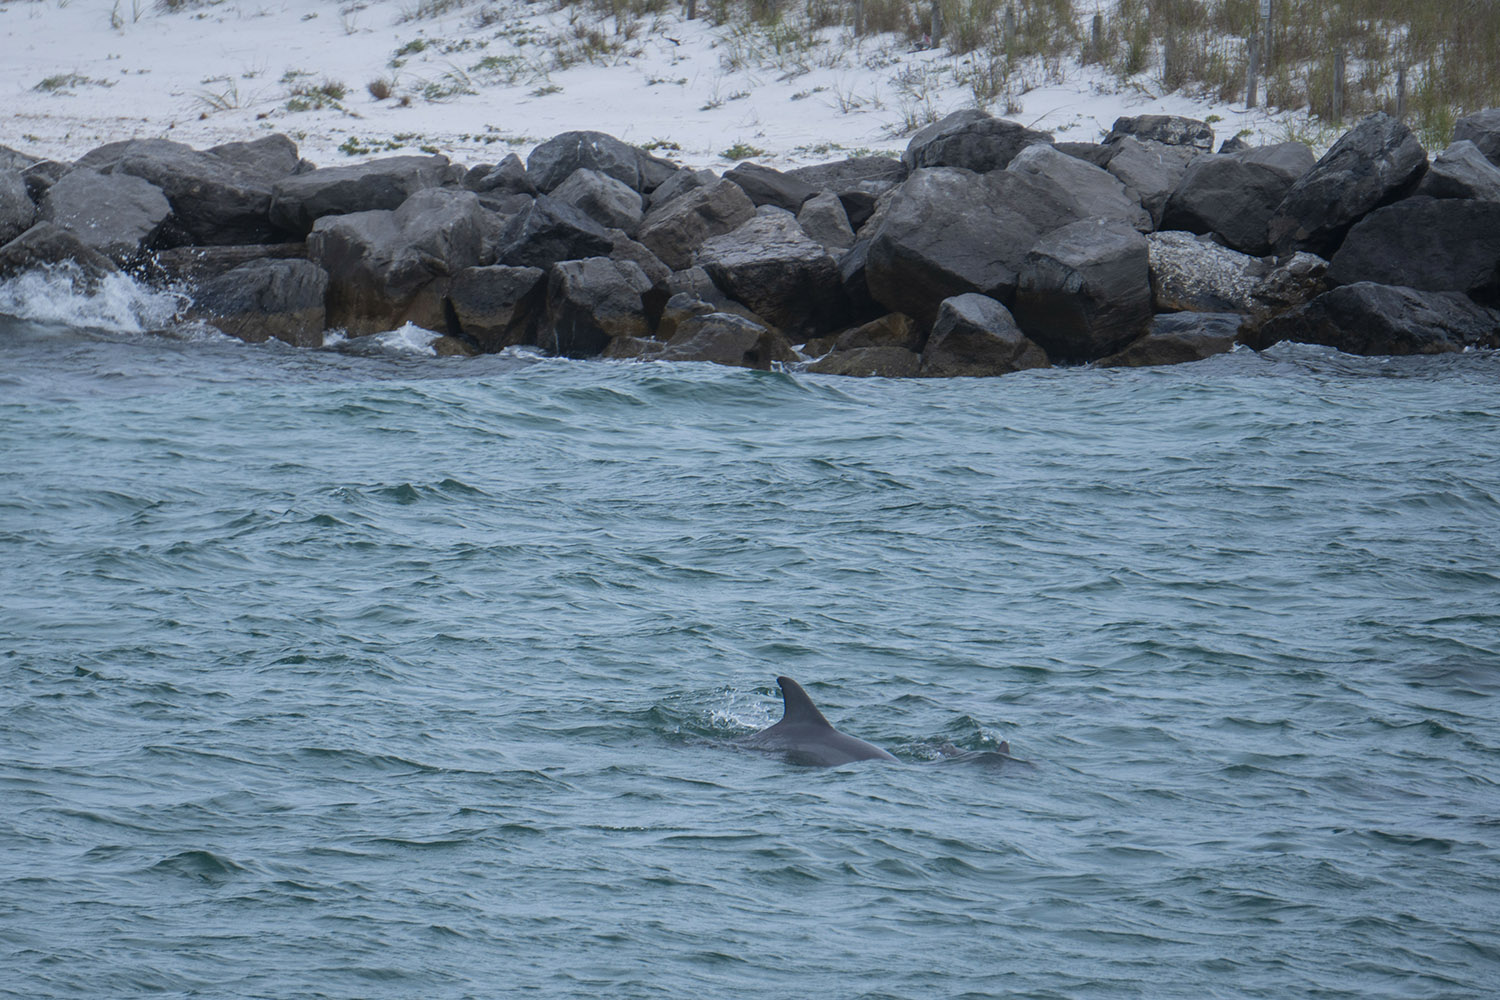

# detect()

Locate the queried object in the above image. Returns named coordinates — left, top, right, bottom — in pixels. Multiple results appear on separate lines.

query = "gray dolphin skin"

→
left=739, top=676, right=900, bottom=767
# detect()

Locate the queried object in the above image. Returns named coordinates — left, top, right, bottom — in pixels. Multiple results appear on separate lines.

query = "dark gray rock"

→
left=308, top=188, right=487, bottom=335
left=786, top=155, right=906, bottom=191
left=724, top=162, right=819, bottom=213
left=0, top=169, right=35, bottom=245
left=464, top=154, right=536, bottom=196
left=1218, top=135, right=1252, bottom=154
left=0, top=222, right=118, bottom=283
left=495, top=194, right=614, bottom=269
left=76, top=137, right=301, bottom=246
left=525, top=130, right=677, bottom=194
left=550, top=168, right=645, bottom=234
left=1328, top=197, right=1500, bottom=303
left=1104, top=137, right=1203, bottom=228
left=40, top=168, right=171, bottom=263
left=1, top=144, right=40, bottom=172
left=607, top=229, right=671, bottom=289
left=446, top=264, right=545, bottom=351
left=1415, top=141, right=1500, bottom=201
left=657, top=312, right=797, bottom=369
left=920, top=293, right=1049, bottom=377
left=207, top=135, right=304, bottom=179
left=1013, top=218, right=1152, bottom=361
left=1267, top=112, right=1427, bottom=256
left=694, top=211, right=847, bottom=339
left=1055, top=141, right=1116, bottom=167
left=189, top=258, right=327, bottom=348
left=1256, top=282, right=1500, bottom=355
left=902, top=109, right=1052, bottom=173
left=636, top=178, right=755, bottom=271
left=836, top=239, right=882, bottom=323
left=269, top=154, right=453, bottom=237
left=1007, top=143, right=1151, bottom=231
left=865, top=167, right=1077, bottom=325
left=656, top=293, right=716, bottom=341
left=21, top=160, right=69, bottom=201
left=601, top=335, right=668, bottom=360
left=646, top=167, right=716, bottom=210
left=1105, top=115, right=1215, bottom=150
left=796, top=191, right=856, bottom=251
left=1453, top=108, right=1500, bottom=168
left=540, top=256, right=651, bottom=357
left=145, top=242, right=309, bottom=285
left=1162, top=142, right=1316, bottom=254
left=805, top=312, right=920, bottom=356
left=806, top=345, right=921, bottom=377
left=1096, top=312, right=1243, bottom=367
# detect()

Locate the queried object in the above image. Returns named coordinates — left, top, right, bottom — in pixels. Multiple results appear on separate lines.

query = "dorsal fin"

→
left=777, top=676, right=833, bottom=728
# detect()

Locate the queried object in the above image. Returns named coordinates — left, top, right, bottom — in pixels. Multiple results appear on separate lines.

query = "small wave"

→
left=0, top=263, right=188, bottom=334
left=326, top=322, right=442, bottom=356
left=148, top=849, right=247, bottom=883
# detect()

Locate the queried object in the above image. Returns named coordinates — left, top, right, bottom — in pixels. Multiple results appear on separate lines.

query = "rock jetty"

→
left=3, top=110, right=1499, bottom=374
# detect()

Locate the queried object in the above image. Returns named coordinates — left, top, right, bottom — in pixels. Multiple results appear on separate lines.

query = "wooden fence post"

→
left=1246, top=32, right=1259, bottom=108
left=1333, top=50, right=1344, bottom=124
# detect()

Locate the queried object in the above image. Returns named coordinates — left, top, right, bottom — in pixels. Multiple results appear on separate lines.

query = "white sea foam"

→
left=0, top=264, right=188, bottom=335
left=369, top=322, right=442, bottom=356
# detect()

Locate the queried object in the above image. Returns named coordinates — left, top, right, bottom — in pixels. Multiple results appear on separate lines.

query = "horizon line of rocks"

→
left=3, top=105, right=1500, bottom=376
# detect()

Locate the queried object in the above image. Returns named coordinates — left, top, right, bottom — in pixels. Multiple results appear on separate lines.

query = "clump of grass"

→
left=285, top=77, right=349, bottom=112
left=368, top=77, right=395, bottom=100
left=34, top=72, right=116, bottom=93
left=195, top=74, right=240, bottom=110
left=721, top=141, right=767, bottom=160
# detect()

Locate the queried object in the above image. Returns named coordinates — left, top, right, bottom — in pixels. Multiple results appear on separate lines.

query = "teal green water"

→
left=3, top=299, right=1500, bottom=998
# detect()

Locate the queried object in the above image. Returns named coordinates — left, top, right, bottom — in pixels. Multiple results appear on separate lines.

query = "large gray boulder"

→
left=787, top=155, right=906, bottom=190
left=464, top=153, right=536, bottom=196
left=724, top=162, right=818, bottom=213
left=1013, top=218, right=1152, bottom=361
left=1328, top=197, right=1500, bottom=303
left=495, top=195, right=614, bottom=269
left=1096, top=312, right=1242, bottom=367
left=796, top=191, right=856, bottom=251
left=1, top=144, right=40, bottom=172
left=1162, top=142, right=1316, bottom=254
left=694, top=210, right=846, bottom=339
left=526, top=130, right=677, bottom=194
left=1105, top=115, right=1215, bottom=150
left=636, top=178, right=755, bottom=271
left=445, top=264, right=545, bottom=351
left=146, top=242, right=309, bottom=285
left=657, top=312, right=796, bottom=369
left=1453, top=108, right=1500, bottom=168
left=920, top=292, right=1049, bottom=377
left=270, top=154, right=453, bottom=236
left=1007, top=143, right=1152, bottom=231
left=0, top=169, right=35, bottom=245
left=40, top=168, right=171, bottom=263
left=1104, top=137, right=1203, bottom=229
left=189, top=258, right=328, bottom=348
left=646, top=167, right=716, bottom=211
left=805, top=312, right=920, bottom=357
left=1256, top=282, right=1500, bottom=355
left=540, top=256, right=652, bottom=357
left=1267, top=112, right=1427, bottom=256
left=0, top=221, right=118, bottom=285
left=549, top=168, right=645, bottom=234
left=1415, top=141, right=1500, bottom=201
left=865, top=167, right=1077, bottom=325
left=309, top=188, right=487, bottom=335
left=902, top=109, right=1052, bottom=173
left=75, top=136, right=302, bottom=246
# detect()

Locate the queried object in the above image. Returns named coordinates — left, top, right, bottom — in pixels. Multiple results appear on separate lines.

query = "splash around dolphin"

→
left=738, top=676, right=900, bottom=767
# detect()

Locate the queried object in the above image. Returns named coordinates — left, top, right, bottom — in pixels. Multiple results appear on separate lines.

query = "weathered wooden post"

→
left=1333, top=50, right=1345, bottom=124
left=1090, top=12, right=1102, bottom=63
left=1261, top=0, right=1273, bottom=72
left=853, top=0, right=863, bottom=35
left=686, top=0, right=696, bottom=19
left=930, top=0, right=941, bottom=46
left=1396, top=64, right=1407, bottom=119
left=1247, top=31, right=1259, bottom=108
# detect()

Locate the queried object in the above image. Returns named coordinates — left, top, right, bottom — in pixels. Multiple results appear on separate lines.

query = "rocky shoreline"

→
left=3, top=108, right=1499, bottom=374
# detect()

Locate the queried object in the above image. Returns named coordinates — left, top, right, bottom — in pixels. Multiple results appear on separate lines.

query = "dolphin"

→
left=739, top=676, right=899, bottom=767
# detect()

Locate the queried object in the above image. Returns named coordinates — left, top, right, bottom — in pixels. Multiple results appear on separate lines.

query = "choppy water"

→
left=3, top=275, right=1500, bottom=999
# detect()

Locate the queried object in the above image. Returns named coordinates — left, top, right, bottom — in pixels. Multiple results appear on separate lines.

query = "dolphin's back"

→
left=739, top=676, right=899, bottom=766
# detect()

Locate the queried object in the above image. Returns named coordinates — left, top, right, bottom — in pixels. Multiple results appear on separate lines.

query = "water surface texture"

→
left=4, top=309, right=1499, bottom=999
